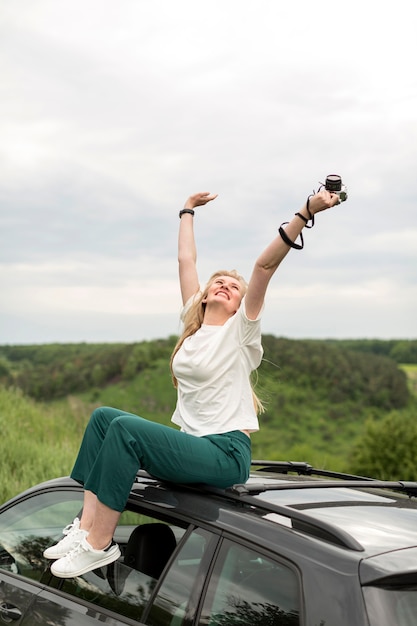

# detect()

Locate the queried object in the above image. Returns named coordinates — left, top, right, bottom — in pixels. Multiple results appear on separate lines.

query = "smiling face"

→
left=202, top=271, right=247, bottom=320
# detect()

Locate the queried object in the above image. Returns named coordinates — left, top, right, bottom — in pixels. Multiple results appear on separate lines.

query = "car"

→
left=1, top=460, right=417, bottom=626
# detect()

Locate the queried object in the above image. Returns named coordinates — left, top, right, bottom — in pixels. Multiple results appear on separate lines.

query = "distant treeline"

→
left=0, top=339, right=175, bottom=401
left=261, top=336, right=410, bottom=411
left=0, top=337, right=412, bottom=411
left=322, top=338, right=417, bottom=364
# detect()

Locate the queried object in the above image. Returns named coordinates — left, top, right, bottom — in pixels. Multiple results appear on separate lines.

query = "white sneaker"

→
left=43, top=518, right=88, bottom=560
left=51, top=537, right=121, bottom=578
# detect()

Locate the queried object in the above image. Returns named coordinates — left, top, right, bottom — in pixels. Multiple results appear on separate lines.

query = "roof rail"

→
left=233, top=480, right=417, bottom=498
left=250, top=461, right=417, bottom=498
left=222, top=486, right=365, bottom=552
left=251, top=460, right=374, bottom=481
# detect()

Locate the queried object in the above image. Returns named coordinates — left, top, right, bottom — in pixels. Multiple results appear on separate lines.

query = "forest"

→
left=1, top=337, right=416, bottom=504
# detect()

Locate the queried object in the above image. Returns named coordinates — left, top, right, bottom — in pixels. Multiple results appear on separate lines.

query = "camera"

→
left=324, top=174, right=348, bottom=202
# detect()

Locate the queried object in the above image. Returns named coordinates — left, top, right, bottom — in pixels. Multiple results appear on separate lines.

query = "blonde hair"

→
left=170, top=270, right=265, bottom=415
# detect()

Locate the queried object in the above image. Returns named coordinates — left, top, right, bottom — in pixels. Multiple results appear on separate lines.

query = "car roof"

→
left=240, top=462, right=417, bottom=555
left=251, top=478, right=417, bottom=553
left=7, top=461, right=417, bottom=563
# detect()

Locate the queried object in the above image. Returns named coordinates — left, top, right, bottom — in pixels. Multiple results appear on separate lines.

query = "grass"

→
left=400, top=364, right=417, bottom=395
left=0, top=387, right=88, bottom=503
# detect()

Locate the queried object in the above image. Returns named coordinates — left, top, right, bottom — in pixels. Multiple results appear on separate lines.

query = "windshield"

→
left=363, top=585, right=417, bottom=625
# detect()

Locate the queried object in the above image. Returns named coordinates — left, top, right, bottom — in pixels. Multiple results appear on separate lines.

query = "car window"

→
left=146, top=527, right=213, bottom=626
left=0, top=489, right=83, bottom=581
left=198, top=539, right=300, bottom=626
left=50, top=512, right=188, bottom=623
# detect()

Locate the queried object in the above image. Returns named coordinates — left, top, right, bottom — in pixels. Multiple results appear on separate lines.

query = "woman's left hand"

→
left=307, top=189, right=341, bottom=215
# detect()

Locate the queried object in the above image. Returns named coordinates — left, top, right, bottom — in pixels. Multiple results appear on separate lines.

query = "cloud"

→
left=0, top=0, right=416, bottom=343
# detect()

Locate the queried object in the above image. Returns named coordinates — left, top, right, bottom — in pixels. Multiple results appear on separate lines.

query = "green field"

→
left=1, top=337, right=416, bottom=504
left=400, top=363, right=417, bottom=395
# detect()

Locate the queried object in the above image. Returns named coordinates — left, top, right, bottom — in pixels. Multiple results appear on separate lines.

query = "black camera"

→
left=324, top=174, right=348, bottom=202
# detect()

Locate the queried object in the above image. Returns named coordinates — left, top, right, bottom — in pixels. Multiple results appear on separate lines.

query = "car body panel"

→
left=2, top=469, right=417, bottom=625
left=360, top=546, right=417, bottom=584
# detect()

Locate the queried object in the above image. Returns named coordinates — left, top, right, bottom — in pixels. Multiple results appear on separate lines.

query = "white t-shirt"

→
left=171, top=296, right=263, bottom=436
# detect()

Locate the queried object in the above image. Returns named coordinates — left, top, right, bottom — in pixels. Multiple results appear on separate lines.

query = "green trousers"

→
left=71, top=407, right=251, bottom=512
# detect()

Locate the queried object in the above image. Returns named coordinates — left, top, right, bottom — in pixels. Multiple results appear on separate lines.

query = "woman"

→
left=44, top=187, right=340, bottom=578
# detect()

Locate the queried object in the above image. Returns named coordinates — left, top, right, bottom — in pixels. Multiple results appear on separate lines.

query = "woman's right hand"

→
left=184, top=192, right=218, bottom=210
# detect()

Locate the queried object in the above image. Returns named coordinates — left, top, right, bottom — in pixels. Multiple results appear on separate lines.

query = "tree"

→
left=349, top=406, right=417, bottom=480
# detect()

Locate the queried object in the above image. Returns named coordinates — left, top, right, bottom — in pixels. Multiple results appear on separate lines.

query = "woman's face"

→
left=203, top=275, right=244, bottom=315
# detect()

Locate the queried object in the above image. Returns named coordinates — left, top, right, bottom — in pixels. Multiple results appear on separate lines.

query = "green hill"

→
left=0, top=337, right=415, bottom=504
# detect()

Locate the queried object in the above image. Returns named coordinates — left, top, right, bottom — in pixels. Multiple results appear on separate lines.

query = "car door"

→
left=19, top=587, right=138, bottom=626
left=1, top=483, right=207, bottom=625
left=0, top=571, right=41, bottom=623
left=0, top=485, right=85, bottom=625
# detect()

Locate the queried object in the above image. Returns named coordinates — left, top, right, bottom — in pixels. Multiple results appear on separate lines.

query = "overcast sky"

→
left=1, top=0, right=416, bottom=345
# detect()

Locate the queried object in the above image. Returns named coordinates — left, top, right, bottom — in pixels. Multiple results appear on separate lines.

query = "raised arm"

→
left=178, top=192, right=218, bottom=305
left=245, top=189, right=340, bottom=320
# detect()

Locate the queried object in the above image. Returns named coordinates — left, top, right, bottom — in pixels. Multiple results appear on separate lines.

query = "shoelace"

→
left=62, top=519, right=79, bottom=537
left=63, top=539, right=89, bottom=562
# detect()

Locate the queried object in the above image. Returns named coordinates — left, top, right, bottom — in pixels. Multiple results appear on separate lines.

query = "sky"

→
left=1, top=0, right=416, bottom=345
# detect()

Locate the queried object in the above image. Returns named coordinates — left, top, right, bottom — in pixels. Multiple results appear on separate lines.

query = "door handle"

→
left=0, top=602, right=22, bottom=620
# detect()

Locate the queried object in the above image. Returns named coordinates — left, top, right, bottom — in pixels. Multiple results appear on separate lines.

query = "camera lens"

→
left=325, top=175, right=342, bottom=192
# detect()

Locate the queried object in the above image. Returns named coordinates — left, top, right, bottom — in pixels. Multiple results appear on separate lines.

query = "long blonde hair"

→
left=170, top=270, right=264, bottom=415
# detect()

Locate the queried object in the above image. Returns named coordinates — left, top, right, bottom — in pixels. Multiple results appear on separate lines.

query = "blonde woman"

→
left=44, top=187, right=340, bottom=578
